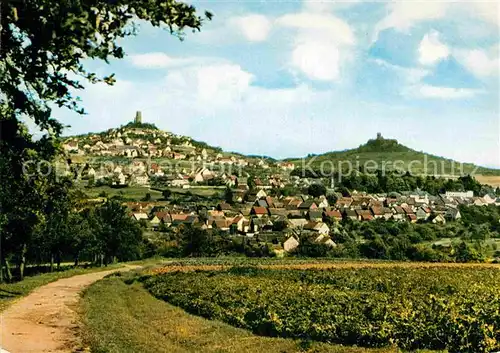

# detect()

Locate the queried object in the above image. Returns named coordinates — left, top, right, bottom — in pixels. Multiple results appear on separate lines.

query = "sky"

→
left=52, top=0, right=500, bottom=168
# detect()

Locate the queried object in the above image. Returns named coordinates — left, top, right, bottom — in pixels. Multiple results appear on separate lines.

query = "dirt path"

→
left=0, top=266, right=140, bottom=353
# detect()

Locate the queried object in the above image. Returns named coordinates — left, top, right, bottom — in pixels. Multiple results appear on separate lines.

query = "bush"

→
left=307, top=184, right=327, bottom=197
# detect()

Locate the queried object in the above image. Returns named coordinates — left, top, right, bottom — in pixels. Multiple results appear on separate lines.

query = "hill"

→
left=63, top=115, right=500, bottom=178
left=60, top=112, right=270, bottom=173
left=289, top=134, right=500, bottom=176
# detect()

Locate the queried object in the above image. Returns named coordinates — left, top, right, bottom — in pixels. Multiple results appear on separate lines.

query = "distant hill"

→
left=64, top=117, right=500, bottom=178
left=122, top=121, right=159, bottom=130
left=288, top=134, right=500, bottom=177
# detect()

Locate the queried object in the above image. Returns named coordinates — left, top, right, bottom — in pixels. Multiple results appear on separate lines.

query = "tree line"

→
left=296, top=208, right=500, bottom=262
left=0, top=137, right=145, bottom=282
left=293, top=170, right=500, bottom=197
left=0, top=0, right=211, bottom=281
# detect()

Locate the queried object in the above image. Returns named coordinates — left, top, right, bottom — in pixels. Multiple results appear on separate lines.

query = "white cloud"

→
left=373, top=2, right=447, bottom=41
left=456, top=47, right=499, bottom=78
left=291, top=41, right=340, bottom=81
left=277, top=13, right=355, bottom=45
left=418, top=30, right=450, bottom=65
left=160, top=63, right=254, bottom=105
left=417, top=85, right=480, bottom=99
left=373, top=58, right=429, bottom=84
left=302, top=0, right=361, bottom=13
left=230, top=15, right=272, bottom=42
left=193, top=14, right=272, bottom=44
left=276, top=13, right=355, bottom=81
left=374, top=1, right=499, bottom=42
left=471, top=1, right=500, bottom=27
left=195, top=64, right=254, bottom=102
left=372, top=59, right=482, bottom=100
left=128, top=53, right=195, bottom=69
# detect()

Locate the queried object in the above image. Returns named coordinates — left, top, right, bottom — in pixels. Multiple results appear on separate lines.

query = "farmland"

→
left=82, top=274, right=428, bottom=353
left=475, top=175, right=500, bottom=188
left=139, top=261, right=500, bottom=353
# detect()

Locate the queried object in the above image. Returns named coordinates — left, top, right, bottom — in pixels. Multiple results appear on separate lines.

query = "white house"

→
left=304, top=221, right=330, bottom=235
left=483, top=194, right=496, bottom=204
left=63, top=141, right=79, bottom=153
left=114, top=172, right=126, bottom=185
left=316, top=196, right=329, bottom=208
left=283, top=236, right=299, bottom=252
left=193, top=168, right=214, bottom=183
left=133, top=174, right=150, bottom=186
left=132, top=213, right=148, bottom=221
left=288, top=218, right=309, bottom=229
left=432, top=214, right=446, bottom=224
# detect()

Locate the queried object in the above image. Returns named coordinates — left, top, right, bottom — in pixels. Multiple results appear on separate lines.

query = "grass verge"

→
left=79, top=275, right=437, bottom=353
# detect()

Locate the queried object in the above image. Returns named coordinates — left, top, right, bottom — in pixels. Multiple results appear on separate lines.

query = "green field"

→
left=428, top=238, right=500, bottom=257
left=141, top=263, right=500, bottom=353
left=78, top=185, right=163, bottom=201
left=77, top=185, right=223, bottom=201
left=80, top=273, right=431, bottom=353
left=169, top=186, right=223, bottom=197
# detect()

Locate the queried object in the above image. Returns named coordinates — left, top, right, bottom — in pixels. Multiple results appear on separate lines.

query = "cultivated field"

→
left=137, top=260, right=500, bottom=353
left=475, top=175, right=500, bottom=187
left=148, top=260, right=500, bottom=274
left=82, top=276, right=412, bottom=353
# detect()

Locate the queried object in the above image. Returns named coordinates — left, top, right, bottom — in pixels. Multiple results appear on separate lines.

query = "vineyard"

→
left=140, top=264, right=500, bottom=353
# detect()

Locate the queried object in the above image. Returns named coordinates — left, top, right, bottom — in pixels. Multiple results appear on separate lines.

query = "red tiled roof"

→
left=170, top=214, right=188, bottom=221
left=214, top=219, right=230, bottom=228
left=402, top=206, right=414, bottom=215
left=252, top=206, right=268, bottom=215
left=325, top=210, right=342, bottom=218
left=154, top=212, right=170, bottom=221
left=370, top=206, right=384, bottom=216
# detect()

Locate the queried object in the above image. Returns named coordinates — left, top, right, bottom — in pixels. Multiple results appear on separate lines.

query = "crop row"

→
left=141, top=266, right=500, bottom=353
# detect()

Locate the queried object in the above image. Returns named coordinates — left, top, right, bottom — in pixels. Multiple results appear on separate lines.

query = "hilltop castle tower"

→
left=376, top=132, right=382, bottom=140
left=135, top=111, right=142, bottom=124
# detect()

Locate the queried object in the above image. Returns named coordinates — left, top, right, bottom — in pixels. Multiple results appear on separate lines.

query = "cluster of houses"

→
left=63, top=116, right=302, bottom=188
left=63, top=128, right=255, bottom=165
left=61, top=114, right=295, bottom=179
left=80, top=158, right=291, bottom=189
left=125, top=188, right=499, bottom=253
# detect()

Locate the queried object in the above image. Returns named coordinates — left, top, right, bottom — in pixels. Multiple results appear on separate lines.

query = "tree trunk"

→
left=0, top=253, right=3, bottom=284
left=18, top=244, right=27, bottom=281
left=50, top=253, right=54, bottom=273
left=56, top=253, right=61, bottom=270
left=4, top=258, right=13, bottom=283
left=74, top=254, right=79, bottom=267
left=99, top=253, right=103, bottom=267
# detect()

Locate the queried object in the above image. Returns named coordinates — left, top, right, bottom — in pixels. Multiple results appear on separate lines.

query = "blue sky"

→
left=53, top=0, right=499, bottom=167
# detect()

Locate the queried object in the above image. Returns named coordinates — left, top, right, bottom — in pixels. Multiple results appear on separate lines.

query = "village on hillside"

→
left=61, top=113, right=500, bottom=255
left=62, top=112, right=288, bottom=187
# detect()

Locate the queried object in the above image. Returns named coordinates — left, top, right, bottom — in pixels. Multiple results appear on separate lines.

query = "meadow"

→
left=139, top=262, right=500, bottom=353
